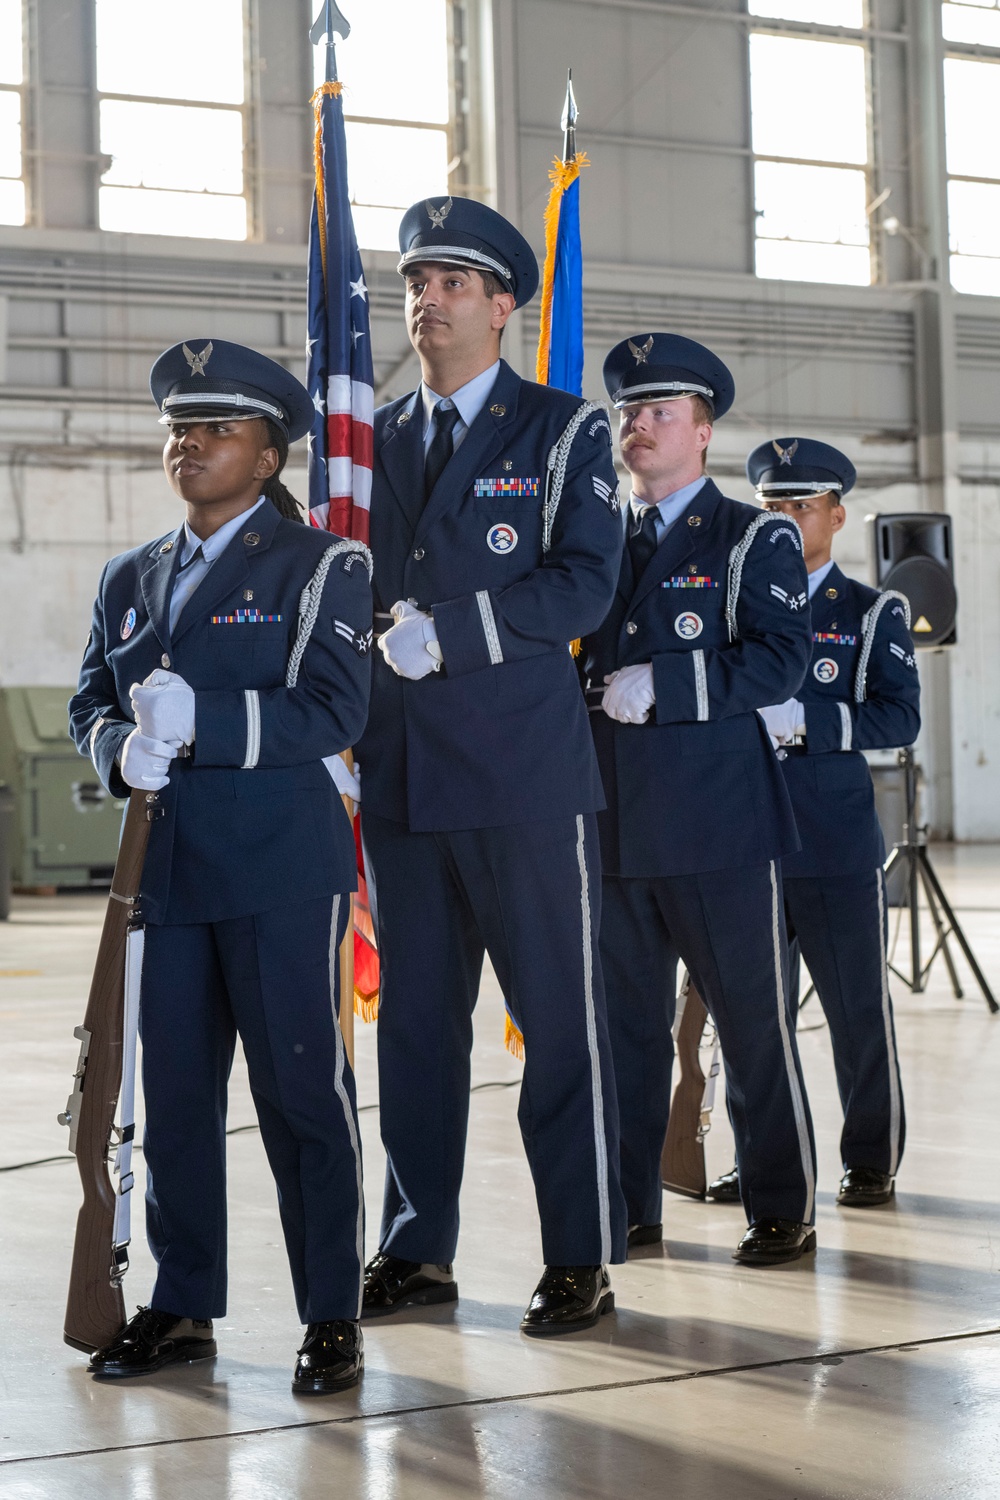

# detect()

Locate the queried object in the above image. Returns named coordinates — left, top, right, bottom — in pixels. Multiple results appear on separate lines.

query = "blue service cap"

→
left=149, top=338, right=313, bottom=443
left=397, top=196, right=539, bottom=309
left=747, top=437, right=857, bottom=499
left=603, top=333, right=735, bottom=418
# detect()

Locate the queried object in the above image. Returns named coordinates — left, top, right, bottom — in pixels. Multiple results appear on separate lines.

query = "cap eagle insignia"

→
left=426, top=197, right=453, bottom=230
left=628, top=336, right=654, bottom=365
left=183, top=341, right=214, bottom=377
left=772, top=438, right=799, bottom=467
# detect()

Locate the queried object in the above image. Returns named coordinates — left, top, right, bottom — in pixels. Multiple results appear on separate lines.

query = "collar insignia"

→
left=426, top=197, right=453, bottom=230
left=182, top=341, right=214, bottom=377
left=627, top=336, right=654, bottom=365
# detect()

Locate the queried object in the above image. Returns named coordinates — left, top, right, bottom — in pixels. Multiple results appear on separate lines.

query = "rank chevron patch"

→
left=770, top=583, right=808, bottom=612
left=335, top=620, right=373, bottom=655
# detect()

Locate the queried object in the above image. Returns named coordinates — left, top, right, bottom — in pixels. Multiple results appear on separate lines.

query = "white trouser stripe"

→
left=575, top=814, right=612, bottom=1264
left=876, top=871, right=902, bottom=1175
left=476, top=590, right=504, bottom=665
left=242, top=689, right=261, bottom=769
left=838, top=701, right=853, bottom=751
left=328, top=894, right=365, bottom=1314
left=769, top=860, right=815, bottom=1222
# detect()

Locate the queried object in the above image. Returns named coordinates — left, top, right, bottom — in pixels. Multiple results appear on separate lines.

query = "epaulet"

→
left=285, top=541, right=373, bottom=688
left=725, top=511, right=803, bottom=641
left=542, top=400, right=610, bottom=553
left=854, top=589, right=910, bottom=703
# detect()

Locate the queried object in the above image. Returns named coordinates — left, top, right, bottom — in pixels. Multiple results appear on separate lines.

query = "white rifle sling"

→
left=286, top=541, right=373, bottom=688
left=110, top=924, right=144, bottom=1282
left=542, top=401, right=608, bottom=555
left=698, top=1029, right=721, bottom=1142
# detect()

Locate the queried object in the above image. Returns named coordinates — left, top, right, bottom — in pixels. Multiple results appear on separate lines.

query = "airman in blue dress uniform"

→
left=69, top=340, right=372, bottom=1394
left=581, top=334, right=820, bottom=1266
left=355, top=196, right=628, bottom=1334
left=746, top=438, right=919, bottom=1208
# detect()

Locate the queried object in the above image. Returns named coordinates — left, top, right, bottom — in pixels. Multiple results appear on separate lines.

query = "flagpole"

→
left=309, top=0, right=358, bottom=1067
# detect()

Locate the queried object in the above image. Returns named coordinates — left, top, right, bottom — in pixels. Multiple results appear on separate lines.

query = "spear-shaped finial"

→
left=310, top=0, right=351, bottom=84
left=561, top=69, right=578, bottom=164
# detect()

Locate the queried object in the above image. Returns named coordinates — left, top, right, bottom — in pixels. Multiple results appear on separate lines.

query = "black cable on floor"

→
left=0, top=1078, right=522, bottom=1173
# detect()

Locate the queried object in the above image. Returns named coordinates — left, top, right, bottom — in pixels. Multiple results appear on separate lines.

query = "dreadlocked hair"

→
left=261, top=419, right=305, bottom=523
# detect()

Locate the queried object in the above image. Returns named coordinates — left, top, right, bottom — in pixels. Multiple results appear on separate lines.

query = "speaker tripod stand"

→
left=882, top=747, right=998, bottom=1014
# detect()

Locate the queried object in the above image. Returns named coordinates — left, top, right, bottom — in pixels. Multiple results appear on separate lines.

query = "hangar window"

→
left=96, top=0, right=248, bottom=240
left=748, top=0, right=864, bottom=24
left=944, top=53, right=1000, bottom=295
left=943, top=0, right=1000, bottom=46
left=316, top=0, right=450, bottom=251
left=0, top=0, right=25, bottom=225
left=749, top=30, right=872, bottom=286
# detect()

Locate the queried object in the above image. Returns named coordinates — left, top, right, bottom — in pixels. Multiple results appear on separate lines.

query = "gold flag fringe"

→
left=505, top=1011, right=525, bottom=1061
left=535, top=153, right=590, bottom=385
left=354, top=986, right=379, bottom=1023
left=310, top=81, right=345, bottom=280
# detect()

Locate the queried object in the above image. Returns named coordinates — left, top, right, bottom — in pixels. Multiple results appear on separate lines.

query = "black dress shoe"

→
left=706, top=1166, right=741, bottom=1203
left=733, top=1219, right=817, bottom=1266
left=627, top=1222, right=662, bottom=1250
left=520, top=1265, right=614, bottom=1337
left=362, top=1253, right=458, bottom=1318
left=838, top=1166, right=895, bottom=1207
left=292, top=1319, right=363, bottom=1395
left=88, top=1306, right=216, bottom=1379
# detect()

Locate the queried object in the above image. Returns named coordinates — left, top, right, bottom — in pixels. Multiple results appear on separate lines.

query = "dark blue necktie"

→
left=425, top=403, right=461, bottom=497
left=628, top=505, right=660, bottom=578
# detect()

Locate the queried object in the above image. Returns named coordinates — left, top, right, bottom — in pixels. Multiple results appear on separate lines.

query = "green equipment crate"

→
left=0, top=688, right=126, bottom=887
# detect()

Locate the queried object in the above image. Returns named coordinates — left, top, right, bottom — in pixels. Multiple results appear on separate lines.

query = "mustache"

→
left=621, top=434, right=655, bottom=451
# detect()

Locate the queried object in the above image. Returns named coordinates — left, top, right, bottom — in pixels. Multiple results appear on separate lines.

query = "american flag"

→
left=306, top=81, right=374, bottom=541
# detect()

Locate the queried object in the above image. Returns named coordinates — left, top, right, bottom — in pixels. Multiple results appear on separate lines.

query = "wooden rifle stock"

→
left=660, top=976, right=710, bottom=1199
left=59, top=789, right=158, bottom=1353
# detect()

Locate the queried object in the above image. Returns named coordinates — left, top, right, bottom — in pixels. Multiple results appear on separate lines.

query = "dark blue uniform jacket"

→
left=582, top=481, right=812, bottom=877
left=781, top=564, right=920, bottom=878
left=356, top=360, right=623, bottom=831
left=69, top=499, right=373, bottom=925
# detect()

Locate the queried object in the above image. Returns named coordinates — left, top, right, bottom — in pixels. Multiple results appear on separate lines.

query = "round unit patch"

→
left=814, top=656, right=839, bottom=683
left=487, top=523, right=518, bottom=554
left=674, top=611, right=704, bottom=640
left=120, top=607, right=137, bottom=641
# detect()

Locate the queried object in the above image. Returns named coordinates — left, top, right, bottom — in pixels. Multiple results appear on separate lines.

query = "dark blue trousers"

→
left=363, top=810, right=628, bottom=1267
left=785, top=869, right=905, bottom=1176
left=600, top=862, right=817, bottom=1227
left=140, top=894, right=364, bottom=1324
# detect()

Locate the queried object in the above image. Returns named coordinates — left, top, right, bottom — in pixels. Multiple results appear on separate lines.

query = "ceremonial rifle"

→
left=59, top=789, right=159, bottom=1352
left=660, top=974, right=714, bottom=1199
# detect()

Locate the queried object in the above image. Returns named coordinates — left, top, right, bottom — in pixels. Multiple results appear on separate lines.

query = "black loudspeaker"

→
left=872, top=513, right=957, bottom=646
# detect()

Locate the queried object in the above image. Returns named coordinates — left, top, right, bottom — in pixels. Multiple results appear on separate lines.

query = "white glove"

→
left=758, top=699, right=806, bottom=745
left=120, top=729, right=176, bottom=790
left=602, top=664, right=656, bottom=725
left=324, top=754, right=361, bottom=803
left=130, top=669, right=195, bottom=747
left=378, top=599, right=443, bottom=680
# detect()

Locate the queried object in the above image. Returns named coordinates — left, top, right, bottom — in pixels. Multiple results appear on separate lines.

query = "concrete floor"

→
left=1, top=845, right=999, bottom=1498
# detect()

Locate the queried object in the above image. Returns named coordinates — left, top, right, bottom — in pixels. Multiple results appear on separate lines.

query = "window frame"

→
left=942, top=8, right=1000, bottom=296
left=0, top=0, right=28, bottom=227
left=747, top=10, right=877, bottom=287
left=93, top=0, right=251, bottom=242
left=313, top=0, right=454, bottom=254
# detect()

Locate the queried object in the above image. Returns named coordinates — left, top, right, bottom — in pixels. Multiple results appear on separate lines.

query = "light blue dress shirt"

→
left=168, top=495, right=266, bottom=636
left=628, top=475, right=708, bottom=543
left=807, top=558, right=835, bottom=599
left=421, top=360, right=502, bottom=456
